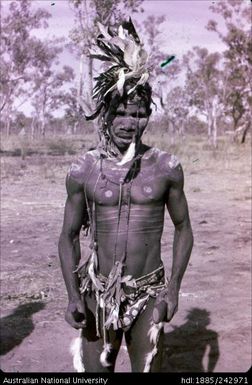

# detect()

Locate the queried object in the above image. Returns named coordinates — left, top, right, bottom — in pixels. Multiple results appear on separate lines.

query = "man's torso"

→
left=70, top=145, right=180, bottom=278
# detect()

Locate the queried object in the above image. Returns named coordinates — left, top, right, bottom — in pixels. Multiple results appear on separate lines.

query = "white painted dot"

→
left=168, top=154, right=179, bottom=169
left=123, top=317, right=131, bottom=326
left=105, top=190, right=113, bottom=198
left=143, top=186, right=152, bottom=194
left=131, top=309, right=138, bottom=317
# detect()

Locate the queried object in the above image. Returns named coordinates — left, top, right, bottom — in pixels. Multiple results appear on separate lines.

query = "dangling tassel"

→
left=102, top=261, right=124, bottom=329
left=143, top=321, right=163, bottom=372
left=88, top=249, right=104, bottom=292
left=95, top=291, right=101, bottom=338
left=104, top=302, right=120, bottom=329
left=117, top=141, right=136, bottom=166
left=100, top=306, right=113, bottom=367
left=70, top=333, right=85, bottom=372
left=100, top=343, right=113, bottom=367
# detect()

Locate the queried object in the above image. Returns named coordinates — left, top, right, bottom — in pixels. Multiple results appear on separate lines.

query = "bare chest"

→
left=85, top=159, right=168, bottom=206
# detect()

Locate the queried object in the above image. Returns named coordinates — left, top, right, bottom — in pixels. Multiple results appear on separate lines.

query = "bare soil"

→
left=0, top=146, right=251, bottom=373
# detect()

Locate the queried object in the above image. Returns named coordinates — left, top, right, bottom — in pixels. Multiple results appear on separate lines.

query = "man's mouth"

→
left=117, top=128, right=135, bottom=139
left=119, top=133, right=133, bottom=140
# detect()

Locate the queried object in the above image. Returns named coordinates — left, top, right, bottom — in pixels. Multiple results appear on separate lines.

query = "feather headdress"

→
left=86, top=18, right=150, bottom=121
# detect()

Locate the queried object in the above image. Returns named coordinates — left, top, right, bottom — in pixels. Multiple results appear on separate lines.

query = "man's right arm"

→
left=58, top=169, right=87, bottom=329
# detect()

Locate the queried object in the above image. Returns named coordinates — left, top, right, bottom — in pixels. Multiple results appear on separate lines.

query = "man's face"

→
left=106, top=101, right=150, bottom=152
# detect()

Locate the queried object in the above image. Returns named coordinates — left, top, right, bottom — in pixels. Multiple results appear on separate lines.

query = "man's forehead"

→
left=116, top=93, right=146, bottom=109
left=111, top=101, right=148, bottom=116
left=106, top=85, right=150, bottom=116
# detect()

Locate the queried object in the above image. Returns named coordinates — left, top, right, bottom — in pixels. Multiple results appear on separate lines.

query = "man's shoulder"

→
left=146, top=147, right=181, bottom=169
left=146, top=147, right=182, bottom=183
left=67, top=148, right=99, bottom=185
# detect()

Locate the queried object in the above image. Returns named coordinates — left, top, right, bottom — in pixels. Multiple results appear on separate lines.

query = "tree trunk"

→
left=212, top=115, right=217, bottom=148
left=41, top=90, right=46, bottom=138
left=207, top=118, right=213, bottom=145
left=6, top=114, right=11, bottom=137
left=41, top=111, right=46, bottom=138
left=5, top=101, right=11, bottom=137
left=77, top=53, right=84, bottom=113
left=207, top=107, right=213, bottom=144
left=241, top=121, right=250, bottom=144
left=31, top=116, right=36, bottom=140
left=169, top=120, right=176, bottom=145
left=82, top=55, right=94, bottom=115
left=73, top=121, right=78, bottom=134
left=212, top=96, right=218, bottom=148
left=179, top=117, right=186, bottom=140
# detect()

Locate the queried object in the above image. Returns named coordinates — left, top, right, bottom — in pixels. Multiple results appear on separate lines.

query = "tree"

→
left=30, top=37, right=76, bottom=138
left=164, top=86, right=190, bottom=143
left=0, top=0, right=51, bottom=135
left=183, top=47, right=225, bottom=147
left=141, top=15, right=180, bottom=110
left=62, top=87, right=86, bottom=134
left=207, top=0, right=252, bottom=142
left=31, top=55, right=74, bottom=137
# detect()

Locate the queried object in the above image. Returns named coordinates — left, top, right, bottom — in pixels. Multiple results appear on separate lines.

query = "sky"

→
left=29, top=0, right=228, bottom=70
left=1, top=0, right=234, bottom=116
left=3, top=0, right=229, bottom=70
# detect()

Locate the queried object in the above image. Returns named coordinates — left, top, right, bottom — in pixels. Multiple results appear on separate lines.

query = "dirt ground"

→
left=0, top=142, right=251, bottom=373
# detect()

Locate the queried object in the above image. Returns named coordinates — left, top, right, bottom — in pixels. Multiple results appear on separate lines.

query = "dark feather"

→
left=160, top=55, right=176, bottom=68
left=122, top=17, right=140, bottom=44
left=97, top=38, right=124, bottom=62
left=89, top=53, right=113, bottom=62
left=85, top=103, right=103, bottom=120
left=108, top=26, right=116, bottom=37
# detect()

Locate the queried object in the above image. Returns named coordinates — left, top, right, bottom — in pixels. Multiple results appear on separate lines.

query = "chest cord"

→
left=82, top=158, right=103, bottom=337
left=82, top=154, right=138, bottom=344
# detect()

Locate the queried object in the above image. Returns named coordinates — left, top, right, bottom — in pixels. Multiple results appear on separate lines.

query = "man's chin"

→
left=114, top=139, right=132, bottom=151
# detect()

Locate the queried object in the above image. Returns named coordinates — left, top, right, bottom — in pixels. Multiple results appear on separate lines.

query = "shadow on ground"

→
left=161, top=308, right=220, bottom=372
left=0, top=301, right=45, bottom=355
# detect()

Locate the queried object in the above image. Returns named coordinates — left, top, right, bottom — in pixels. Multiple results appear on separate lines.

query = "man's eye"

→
left=131, top=113, right=146, bottom=118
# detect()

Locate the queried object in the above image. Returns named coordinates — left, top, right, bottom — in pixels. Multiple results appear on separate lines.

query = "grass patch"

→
left=1, top=132, right=251, bottom=176
left=0, top=134, right=97, bottom=157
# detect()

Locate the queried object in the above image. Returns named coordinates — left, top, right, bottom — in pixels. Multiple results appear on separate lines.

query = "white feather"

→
left=116, top=68, right=125, bottom=96
left=117, top=142, right=136, bottom=166
left=70, top=335, right=85, bottom=372
left=118, top=25, right=126, bottom=40
left=148, top=321, right=163, bottom=344
left=100, top=343, right=113, bottom=367
left=143, top=322, right=163, bottom=372
left=97, top=22, right=111, bottom=40
left=88, top=251, right=104, bottom=291
left=143, top=351, right=153, bottom=372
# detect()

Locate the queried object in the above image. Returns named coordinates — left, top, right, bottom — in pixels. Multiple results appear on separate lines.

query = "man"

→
left=59, top=19, right=193, bottom=372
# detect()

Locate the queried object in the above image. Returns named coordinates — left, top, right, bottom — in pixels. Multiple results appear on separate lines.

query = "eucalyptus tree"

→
left=183, top=47, right=225, bottom=147
left=207, top=0, right=251, bottom=142
left=0, top=0, right=51, bottom=135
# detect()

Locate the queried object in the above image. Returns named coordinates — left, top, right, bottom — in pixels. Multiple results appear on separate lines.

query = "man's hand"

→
left=153, top=284, right=179, bottom=323
left=65, top=299, right=87, bottom=329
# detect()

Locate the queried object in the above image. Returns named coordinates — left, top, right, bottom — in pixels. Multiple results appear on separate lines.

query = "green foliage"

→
left=1, top=0, right=75, bottom=137
left=207, top=0, right=251, bottom=132
left=141, top=15, right=180, bottom=104
left=0, top=0, right=52, bottom=132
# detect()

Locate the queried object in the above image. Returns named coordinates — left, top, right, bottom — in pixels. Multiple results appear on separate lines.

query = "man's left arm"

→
left=154, top=162, right=194, bottom=323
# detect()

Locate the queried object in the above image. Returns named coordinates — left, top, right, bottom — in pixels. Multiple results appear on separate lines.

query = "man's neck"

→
left=102, top=140, right=145, bottom=160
